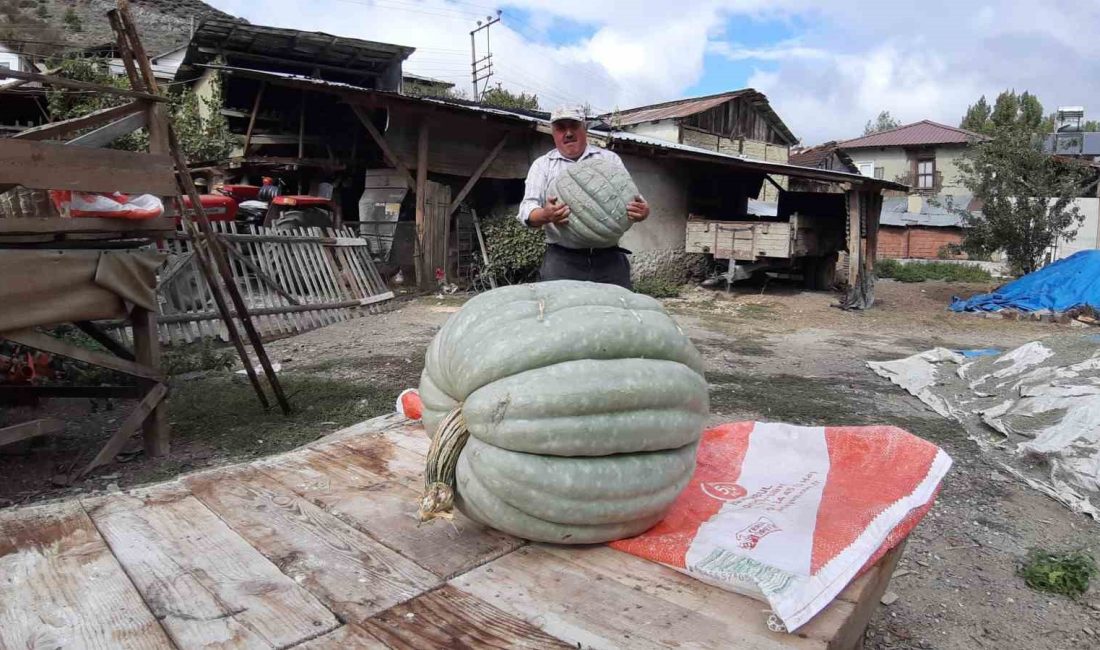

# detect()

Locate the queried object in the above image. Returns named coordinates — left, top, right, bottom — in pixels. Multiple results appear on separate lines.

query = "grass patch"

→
left=634, top=277, right=682, bottom=298
left=169, top=375, right=394, bottom=458
left=163, top=340, right=235, bottom=376
left=1018, top=550, right=1097, bottom=598
left=876, top=259, right=993, bottom=283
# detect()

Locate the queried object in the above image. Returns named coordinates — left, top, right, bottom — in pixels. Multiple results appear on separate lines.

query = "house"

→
left=1044, top=106, right=1100, bottom=163
left=788, top=141, right=858, bottom=192
left=401, top=73, right=456, bottom=98
left=838, top=120, right=986, bottom=196
left=598, top=90, right=799, bottom=202
left=0, top=42, right=46, bottom=136
left=876, top=195, right=976, bottom=260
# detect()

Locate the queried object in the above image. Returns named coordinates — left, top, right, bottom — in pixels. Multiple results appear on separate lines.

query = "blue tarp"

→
left=950, top=250, right=1100, bottom=313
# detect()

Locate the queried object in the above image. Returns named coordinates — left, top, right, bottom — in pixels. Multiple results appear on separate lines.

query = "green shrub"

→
left=1019, top=549, right=1096, bottom=598
left=875, top=259, right=992, bottom=283
left=634, top=277, right=681, bottom=298
left=477, top=212, right=545, bottom=285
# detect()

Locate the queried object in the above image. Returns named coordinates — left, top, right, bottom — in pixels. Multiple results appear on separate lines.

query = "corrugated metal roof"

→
left=879, top=195, right=976, bottom=228
left=601, top=89, right=797, bottom=146
left=198, top=65, right=907, bottom=191
left=840, top=120, right=986, bottom=149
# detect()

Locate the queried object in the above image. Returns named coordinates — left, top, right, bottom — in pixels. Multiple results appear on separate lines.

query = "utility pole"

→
left=470, top=10, right=501, bottom=101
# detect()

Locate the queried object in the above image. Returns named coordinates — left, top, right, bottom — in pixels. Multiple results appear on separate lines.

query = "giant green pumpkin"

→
left=551, top=156, right=639, bottom=249
left=417, top=280, right=708, bottom=544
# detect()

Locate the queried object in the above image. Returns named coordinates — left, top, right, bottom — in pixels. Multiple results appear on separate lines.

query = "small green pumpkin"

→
left=418, top=280, right=708, bottom=544
left=551, top=156, right=639, bottom=249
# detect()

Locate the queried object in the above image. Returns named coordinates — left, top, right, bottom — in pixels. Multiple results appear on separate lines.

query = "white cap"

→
left=550, top=105, right=587, bottom=124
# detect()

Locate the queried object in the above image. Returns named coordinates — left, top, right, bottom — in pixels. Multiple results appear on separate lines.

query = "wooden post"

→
left=847, top=189, right=862, bottom=288
left=866, top=191, right=881, bottom=272
left=131, top=307, right=169, bottom=457
left=243, top=81, right=267, bottom=156
left=298, top=90, right=306, bottom=160
left=415, top=121, right=430, bottom=290
left=351, top=104, right=416, bottom=188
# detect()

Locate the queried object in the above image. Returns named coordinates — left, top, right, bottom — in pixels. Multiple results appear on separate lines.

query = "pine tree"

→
left=960, top=96, right=992, bottom=134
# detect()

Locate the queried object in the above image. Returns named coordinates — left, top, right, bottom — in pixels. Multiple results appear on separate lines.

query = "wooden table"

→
left=0, top=414, right=902, bottom=649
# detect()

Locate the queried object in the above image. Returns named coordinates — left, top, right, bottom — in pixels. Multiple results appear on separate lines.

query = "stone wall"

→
left=630, top=247, right=708, bottom=283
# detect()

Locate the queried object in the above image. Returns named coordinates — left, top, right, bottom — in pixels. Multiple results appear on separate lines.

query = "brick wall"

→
left=876, top=226, right=966, bottom=259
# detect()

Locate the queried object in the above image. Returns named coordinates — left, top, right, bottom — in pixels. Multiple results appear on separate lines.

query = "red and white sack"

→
left=611, top=421, right=951, bottom=632
left=50, top=191, right=164, bottom=220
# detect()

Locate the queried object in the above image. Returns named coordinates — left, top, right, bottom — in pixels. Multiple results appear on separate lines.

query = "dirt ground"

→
left=2, top=279, right=1098, bottom=649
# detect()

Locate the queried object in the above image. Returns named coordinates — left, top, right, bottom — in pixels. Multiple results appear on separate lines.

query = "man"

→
left=518, top=105, right=650, bottom=289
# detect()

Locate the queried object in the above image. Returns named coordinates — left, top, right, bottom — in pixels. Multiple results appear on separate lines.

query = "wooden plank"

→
left=0, top=418, right=63, bottom=448
left=0, top=501, right=173, bottom=649
left=76, top=321, right=135, bottom=361
left=0, top=385, right=143, bottom=400
left=415, top=126, right=429, bottom=290
left=0, top=68, right=166, bottom=102
left=256, top=443, right=523, bottom=579
left=351, top=104, right=416, bottom=188
left=246, top=227, right=298, bottom=335
left=2, top=329, right=163, bottom=381
left=242, top=81, right=267, bottom=155
left=447, top=133, right=509, bottom=216
left=67, top=111, right=149, bottom=148
left=74, top=382, right=168, bottom=480
left=0, top=216, right=175, bottom=236
left=224, top=240, right=301, bottom=305
left=0, top=140, right=177, bottom=195
left=294, top=624, right=389, bottom=650
left=452, top=545, right=829, bottom=650
left=186, top=467, right=440, bottom=625
left=362, top=585, right=571, bottom=649
left=333, top=434, right=430, bottom=483
left=827, top=542, right=905, bottom=650
left=13, top=102, right=147, bottom=142
left=131, top=308, right=169, bottom=458
left=85, top=492, right=340, bottom=649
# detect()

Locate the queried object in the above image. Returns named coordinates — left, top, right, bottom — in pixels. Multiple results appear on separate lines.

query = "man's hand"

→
left=627, top=195, right=650, bottom=222
left=529, top=197, right=570, bottom=227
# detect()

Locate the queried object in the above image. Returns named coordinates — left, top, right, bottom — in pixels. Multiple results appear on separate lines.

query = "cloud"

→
left=205, top=0, right=1100, bottom=145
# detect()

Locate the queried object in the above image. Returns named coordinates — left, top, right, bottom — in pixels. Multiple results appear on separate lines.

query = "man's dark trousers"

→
left=538, top=243, right=632, bottom=289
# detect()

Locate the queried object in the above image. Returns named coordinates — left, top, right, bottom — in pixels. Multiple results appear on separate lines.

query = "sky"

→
left=207, top=0, right=1100, bottom=145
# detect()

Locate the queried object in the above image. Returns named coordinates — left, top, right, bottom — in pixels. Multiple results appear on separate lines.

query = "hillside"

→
left=0, top=0, right=237, bottom=59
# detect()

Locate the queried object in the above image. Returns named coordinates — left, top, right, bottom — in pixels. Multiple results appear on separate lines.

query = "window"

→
left=856, top=161, right=874, bottom=177
left=0, top=62, right=10, bottom=71
left=917, top=158, right=935, bottom=190
left=874, top=167, right=885, bottom=179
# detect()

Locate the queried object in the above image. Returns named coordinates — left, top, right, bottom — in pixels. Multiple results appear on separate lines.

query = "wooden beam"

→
left=415, top=122, right=430, bottom=290
left=13, top=102, right=146, bottom=142
left=108, top=9, right=144, bottom=91
left=222, top=244, right=301, bottom=305
left=1, top=328, right=164, bottom=381
left=0, top=419, right=64, bottom=449
left=471, top=208, right=497, bottom=289
left=448, top=133, right=509, bottom=216
left=0, top=140, right=177, bottom=195
left=847, top=190, right=862, bottom=288
left=0, top=69, right=166, bottom=102
left=155, top=292, right=394, bottom=323
left=350, top=104, right=416, bottom=188
left=66, top=111, right=148, bottom=148
left=75, top=321, right=135, bottom=361
left=132, top=307, right=169, bottom=458
left=0, top=385, right=143, bottom=400
left=73, top=382, right=168, bottom=480
left=242, top=81, right=267, bottom=155
left=0, top=217, right=175, bottom=236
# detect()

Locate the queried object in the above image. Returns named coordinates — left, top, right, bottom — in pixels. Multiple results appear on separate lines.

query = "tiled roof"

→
left=840, top=120, right=986, bottom=149
left=789, top=141, right=858, bottom=173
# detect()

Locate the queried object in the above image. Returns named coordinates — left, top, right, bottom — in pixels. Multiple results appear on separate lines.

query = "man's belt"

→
left=548, top=243, right=633, bottom=256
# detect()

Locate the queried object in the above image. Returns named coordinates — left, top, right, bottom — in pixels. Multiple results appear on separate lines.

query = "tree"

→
left=951, top=124, right=1094, bottom=274
left=480, top=83, right=540, bottom=111
left=863, top=110, right=901, bottom=135
left=960, top=96, right=992, bottom=134
left=47, top=55, right=235, bottom=163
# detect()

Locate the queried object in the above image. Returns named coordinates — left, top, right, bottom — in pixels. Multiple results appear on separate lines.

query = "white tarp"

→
left=869, top=335, right=1100, bottom=519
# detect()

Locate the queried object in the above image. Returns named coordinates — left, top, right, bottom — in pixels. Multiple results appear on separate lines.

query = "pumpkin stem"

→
left=418, top=404, right=468, bottom=523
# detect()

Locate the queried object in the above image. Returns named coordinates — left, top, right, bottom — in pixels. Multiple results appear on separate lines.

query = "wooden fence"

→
left=155, top=223, right=393, bottom=344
